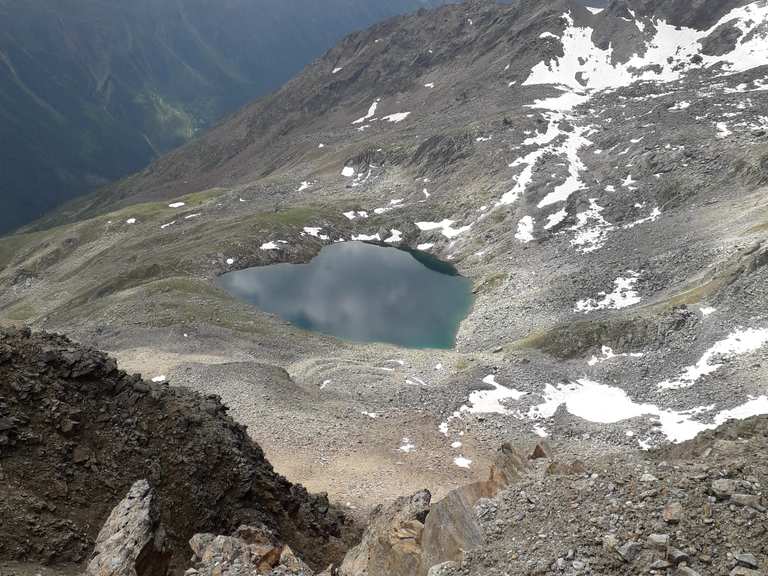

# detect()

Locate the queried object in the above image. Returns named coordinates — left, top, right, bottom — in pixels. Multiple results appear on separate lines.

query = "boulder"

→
left=339, top=490, right=431, bottom=576
left=86, top=480, right=171, bottom=576
left=529, top=440, right=551, bottom=460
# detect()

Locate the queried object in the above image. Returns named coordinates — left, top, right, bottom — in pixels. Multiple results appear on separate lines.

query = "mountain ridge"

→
left=0, top=2, right=767, bottom=574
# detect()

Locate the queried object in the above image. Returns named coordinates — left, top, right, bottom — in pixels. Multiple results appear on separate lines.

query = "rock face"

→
left=341, top=443, right=529, bottom=576
left=0, top=328, right=351, bottom=569
left=86, top=480, right=170, bottom=576
left=340, top=490, right=432, bottom=576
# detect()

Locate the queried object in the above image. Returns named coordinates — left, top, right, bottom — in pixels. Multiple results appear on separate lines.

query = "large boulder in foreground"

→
left=86, top=480, right=170, bottom=576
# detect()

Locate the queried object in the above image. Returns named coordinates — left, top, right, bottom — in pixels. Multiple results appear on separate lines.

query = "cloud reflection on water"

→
left=218, top=242, right=473, bottom=348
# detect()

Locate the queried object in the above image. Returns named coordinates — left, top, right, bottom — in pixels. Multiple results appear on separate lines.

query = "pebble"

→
left=663, top=501, right=683, bottom=524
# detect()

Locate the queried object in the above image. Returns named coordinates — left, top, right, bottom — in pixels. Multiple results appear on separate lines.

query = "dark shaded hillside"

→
left=0, top=0, right=444, bottom=234
left=0, top=326, right=354, bottom=569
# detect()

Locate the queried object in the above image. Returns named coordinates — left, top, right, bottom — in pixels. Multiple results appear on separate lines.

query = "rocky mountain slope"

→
left=1, top=0, right=767, bottom=572
left=0, top=327, right=354, bottom=572
left=0, top=0, right=445, bottom=234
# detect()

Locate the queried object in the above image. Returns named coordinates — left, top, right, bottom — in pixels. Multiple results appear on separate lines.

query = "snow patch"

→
left=575, top=272, right=641, bottom=313
left=658, top=327, right=768, bottom=390
left=383, top=112, right=411, bottom=123
left=416, top=219, right=471, bottom=239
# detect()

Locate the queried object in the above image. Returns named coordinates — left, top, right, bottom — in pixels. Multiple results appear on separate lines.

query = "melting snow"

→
left=658, top=327, right=768, bottom=390
left=623, top=207, right=661, bottom=229
left=460, top=375, right=526, bottom=415
left=353, top=99, right=379, bottom=124
left=260, top=242, right=281, bottom=250
left=515, top=216, right=535, bottom=243
left=524, top=5, right=768, bottom=95
left=544, top=209, right=568, bottom=229
left=126, top=218, right=137, bottom=225
left=168, top=202, right=186, bottom=208
left=417, top=243, right=435, bottom=251
left=575, top=272, right=641, bottom=313
left=715, top=122, right=733, bottom=138
left=332, top=67, right=343, bottom=74
left=528, top=378, right=768, bottom=444
left=151, top=375, right=166, bottom=383
left=670, top=101, right=691, bottom=110
left=226, top=258, right=235, bottom=265
left=341, top=166, right=356, bottom=177
left=343, top=211, right=368, bottom=220
left=383, top=112, right=411, bottom=123
left=569, top=199, right=614, bottom=252
left=399, top=438, right=416, bottom=453
left=416, top=219, right=471, bottom=239
left=351, top=233, right=381, bottom=241
left=297, top=181, right=311, bottom=192
left=385, top=229, right=403, bottom=243
left=454, top=456, right=472, bottom=468
left=587, top=345, right=644, bottom=366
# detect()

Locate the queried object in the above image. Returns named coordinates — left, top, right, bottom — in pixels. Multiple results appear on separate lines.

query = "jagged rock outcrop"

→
left=341, top=443, right=529, bottom=576
left=0, top=328, right=353, bottom=569
left=86, top=480, right=170, bottom=576
left=340, top=490, right=431, bottom=576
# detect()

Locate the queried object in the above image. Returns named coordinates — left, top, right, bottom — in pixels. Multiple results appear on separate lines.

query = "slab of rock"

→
left=735, top=553, right=760, bottom=569
left=732, top=494, right=765, bottom=511
left=647, top=534, right=669, bottom=550
left=86, top=479, right=170, bottom=576
left=668, top=547, right=690, bottom=566
left=662, top=501, right=683, bottom=524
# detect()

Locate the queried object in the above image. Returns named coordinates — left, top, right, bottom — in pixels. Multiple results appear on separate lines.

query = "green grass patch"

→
left=3, top=302, right=36, bottom=322
left=473, top=272, right=507, bottom=294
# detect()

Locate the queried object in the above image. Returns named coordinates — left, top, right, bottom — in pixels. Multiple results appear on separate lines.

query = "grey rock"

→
left=668, top=547, right=690, bottom=566
left=647, top=534, right=669, bottom=550
left=735, top=553, right=760, bottom=569
left=86, top=479, right=170, bottom=576
left=712, top=479, right=738, bottom=499
left=617, top=541, right=642, bottom=562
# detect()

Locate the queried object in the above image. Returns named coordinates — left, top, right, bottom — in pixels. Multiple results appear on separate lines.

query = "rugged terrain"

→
left=0, top=327, right=354, bottom=572
left=1, top=0, right=768, bottom=573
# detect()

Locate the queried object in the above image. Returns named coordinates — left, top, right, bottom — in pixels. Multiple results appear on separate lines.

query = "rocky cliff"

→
left=0, top=327, right=354, bottom=571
